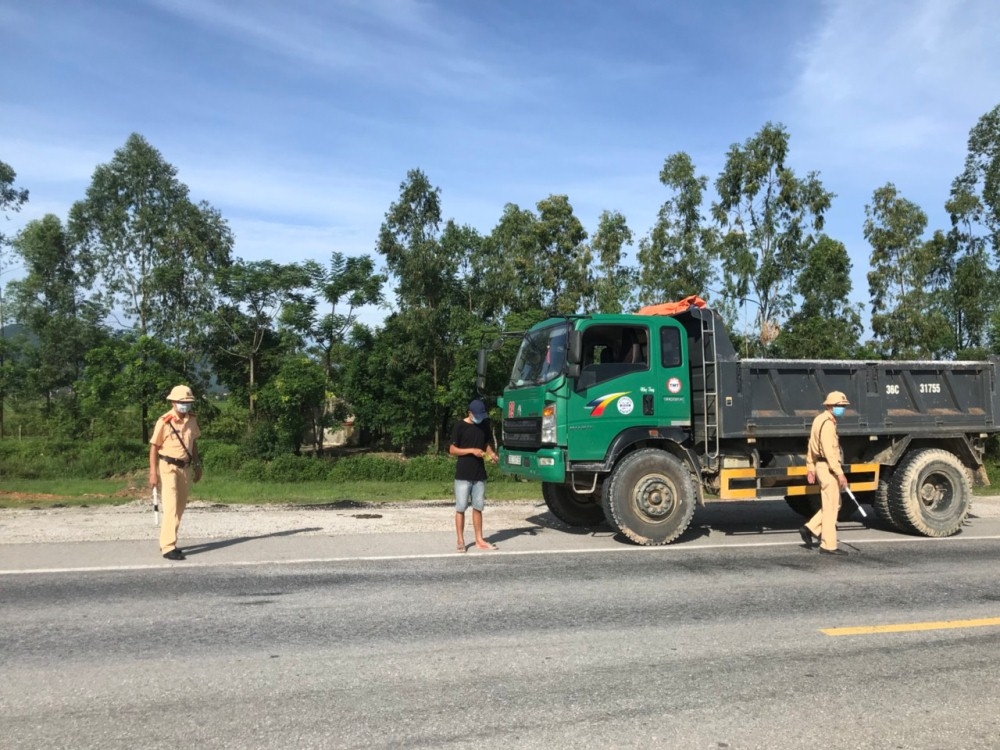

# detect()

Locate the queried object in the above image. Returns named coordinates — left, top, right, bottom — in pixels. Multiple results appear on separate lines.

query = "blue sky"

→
left=2, top=0, right=999, bottom=327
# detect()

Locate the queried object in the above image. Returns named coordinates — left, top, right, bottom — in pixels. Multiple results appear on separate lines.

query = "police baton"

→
left=842, top=485, right=867, bottom=518
left=152, top=486, right=160, bottom=526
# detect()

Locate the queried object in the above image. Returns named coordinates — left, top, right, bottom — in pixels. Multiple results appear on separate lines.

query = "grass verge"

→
left=0, top=475, right=543, bottom=508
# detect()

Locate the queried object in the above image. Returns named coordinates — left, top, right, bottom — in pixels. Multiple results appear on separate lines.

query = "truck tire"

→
left=541, top=482, right=605, bottom=527
left=600, top=480, right=620, bottom=533
left=887, top=449, right=971, bottom=537
left=871, top=472, right=909, bottom=532
left=606, top=448, right=696, bottom=545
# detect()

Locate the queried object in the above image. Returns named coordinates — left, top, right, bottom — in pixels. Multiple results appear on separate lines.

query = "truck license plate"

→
left=507, top=454, right=522, bottom=466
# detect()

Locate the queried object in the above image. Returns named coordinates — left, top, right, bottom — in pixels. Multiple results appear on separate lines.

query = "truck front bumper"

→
left=498, top=447, right=566, bottom=483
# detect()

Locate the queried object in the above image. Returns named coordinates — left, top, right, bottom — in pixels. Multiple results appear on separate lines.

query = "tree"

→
left=0, top=160, right=30, bottom=438
left=68, top=134, right=233, bottom=346
left=208, top=259, right=312, bottom=418
left=479, top=203, right=544, bottom=317
left=256, top=355, right=328, bottom=454
left=534, top=195, right=590, bottom=314
left=294, top=252, right=385, bottom=385
left=775, top=235, right=863, bottom=358
left=0, top=159, right=29, bottom=248
left=68, top=134, right=233, bottom=440
left=864, top=183, right=953, bottom=358
left=947, top=104, right=1000, bottom=356
left=711, top=123, right=834, bottom=352
left=637, top=152, right=717, bottom=308
left=8, top=215, right=106, bottom=417
left=377, top=169, right=466, bottom=452
left=589, top=210, right=635, bottom=313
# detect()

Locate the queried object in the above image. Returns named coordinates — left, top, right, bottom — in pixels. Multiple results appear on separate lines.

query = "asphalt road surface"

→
left=2, top=502, right=1000, bottom=749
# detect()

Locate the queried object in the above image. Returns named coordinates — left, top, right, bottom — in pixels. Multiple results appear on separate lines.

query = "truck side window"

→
left=661, top=327, right=681, bottom=368
left=577, top=325, right=649, bottom=390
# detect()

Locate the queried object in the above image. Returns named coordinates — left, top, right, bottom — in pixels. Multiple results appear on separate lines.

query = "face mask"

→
left=832, top=406, right=846, bottom=417
left=175, top=402, right=193, bottom=414
left=471, top=415, right=484, bottom=424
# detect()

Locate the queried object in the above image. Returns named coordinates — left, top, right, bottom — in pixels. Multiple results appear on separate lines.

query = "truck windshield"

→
left=509, top=323, right=570, bottom=388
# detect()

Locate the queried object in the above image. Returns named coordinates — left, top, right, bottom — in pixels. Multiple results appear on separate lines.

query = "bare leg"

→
left=473, top=509, right=496, bottom=550
left=455, top=511, right=466, bottom=551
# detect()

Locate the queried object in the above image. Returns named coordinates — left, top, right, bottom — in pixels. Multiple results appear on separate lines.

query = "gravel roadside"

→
left=2, top=496, right=999, bottom=546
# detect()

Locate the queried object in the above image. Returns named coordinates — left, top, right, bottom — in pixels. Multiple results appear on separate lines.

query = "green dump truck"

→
left=477, top=299, right=1000, bottom=545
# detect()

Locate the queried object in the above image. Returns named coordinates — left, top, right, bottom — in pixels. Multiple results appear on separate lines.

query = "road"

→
left=2, top=501, right=1000, bottom=749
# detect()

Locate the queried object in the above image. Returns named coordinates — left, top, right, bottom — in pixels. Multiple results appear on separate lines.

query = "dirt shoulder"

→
left=0, top=499, right=551, bottom=545
left=2, top=496, right=999, bottom=546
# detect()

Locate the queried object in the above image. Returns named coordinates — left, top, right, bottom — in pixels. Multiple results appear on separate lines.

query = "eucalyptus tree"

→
left=864, top=183, right=953, bottom=358
left=774, top=235, right=863, bottom=359
left=67, top=134, right=233, bottom=438
left=376, top=169, right=470, bottom=451
left=479, top=203, right=544, bottom=318
left=637, top=152, right=718, bottom=308
left=947, top=103, right=1000, bottom=356
left=588, top=210, right=635, bottom=313
left=0, top=159, right=29, bottom=248
left=0, top=160, right=29, bottom=438
left=711, top=123, right=834, bottom=351
left=8, top=215, right=106, bottom=420
left=534, top=194, right=590, bottom=315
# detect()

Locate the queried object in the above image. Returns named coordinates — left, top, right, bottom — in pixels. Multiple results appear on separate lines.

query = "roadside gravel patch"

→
left=2, top=496, right=998, bottom=545
left=0, top=499, right=553, bottom=544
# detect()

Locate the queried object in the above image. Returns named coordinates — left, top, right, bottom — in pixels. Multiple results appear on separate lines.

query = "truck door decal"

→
left=587, top=392, right=630, bottom=416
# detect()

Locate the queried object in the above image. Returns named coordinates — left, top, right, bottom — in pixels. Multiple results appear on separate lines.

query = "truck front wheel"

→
left=606, top=448, right=696, bottom=545
left=541, top=482, right=605, bottom=527
left=888, top=449, right=971, bottom=537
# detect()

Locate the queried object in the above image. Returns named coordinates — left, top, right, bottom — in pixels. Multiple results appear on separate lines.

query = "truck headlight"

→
left=541, top=403, right=556, bottom=444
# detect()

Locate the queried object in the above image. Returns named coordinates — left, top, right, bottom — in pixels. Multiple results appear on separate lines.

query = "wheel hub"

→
left=634, top=475, right=676, bottom=518
left=919, top=473, right=953, bottom=510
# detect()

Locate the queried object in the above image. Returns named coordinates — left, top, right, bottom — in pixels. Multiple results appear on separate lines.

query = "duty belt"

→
left=159, top=455, right=190, bottom=468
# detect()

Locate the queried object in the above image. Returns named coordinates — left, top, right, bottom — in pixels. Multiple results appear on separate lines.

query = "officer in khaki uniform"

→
left=800, top=390, right=850, bottom=556
left=149, top=385, right=202, bottom=561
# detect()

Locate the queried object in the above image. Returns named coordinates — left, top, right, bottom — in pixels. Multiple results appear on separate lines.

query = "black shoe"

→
left=819, top=547, right=847, bottom=556
left=163, top=549, right=186, bottom=561
left=798, top=526, right=815, bottom=549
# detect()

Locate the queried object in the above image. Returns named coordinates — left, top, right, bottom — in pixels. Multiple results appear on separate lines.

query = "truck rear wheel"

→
left=888, top=449, right=971, bottom=537
left=541, top=482, right=605, bottom=527
left=871, top=471, right=909, bottom=532
left=606, top=448, right=696, bottom=545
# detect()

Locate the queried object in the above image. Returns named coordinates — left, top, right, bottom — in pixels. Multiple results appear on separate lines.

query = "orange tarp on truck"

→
left=636, top=295, right=707, bottom=316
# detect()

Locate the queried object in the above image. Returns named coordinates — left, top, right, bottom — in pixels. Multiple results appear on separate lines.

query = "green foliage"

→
left=711, top=123, right=834, bottom=353
left=638, top=152, right=717, bottom=308
left=0, top=437, right=145, bottom=479
left=865, top=183, right=955, bottom=358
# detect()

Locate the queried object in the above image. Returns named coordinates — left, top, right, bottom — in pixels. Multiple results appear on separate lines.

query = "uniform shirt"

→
left=150, top=411, right=200, bottom=462
left=450, top=419, right=491, bottom=482
left=806, top=410, right=843, bottom=476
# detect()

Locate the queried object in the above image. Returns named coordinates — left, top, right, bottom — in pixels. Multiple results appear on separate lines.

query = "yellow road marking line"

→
left=822, top=617, right=1000, bottom=636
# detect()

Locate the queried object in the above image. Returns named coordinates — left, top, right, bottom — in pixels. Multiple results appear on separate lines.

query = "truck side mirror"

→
left=476, top=348, right=488, bottom=391
left=566, top=329, right=582, bottom=378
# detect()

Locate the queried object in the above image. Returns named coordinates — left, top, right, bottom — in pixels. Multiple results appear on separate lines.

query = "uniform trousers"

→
left=805, top=461, right=841, bottom=551
left=159, top=462, right=191, bottom=553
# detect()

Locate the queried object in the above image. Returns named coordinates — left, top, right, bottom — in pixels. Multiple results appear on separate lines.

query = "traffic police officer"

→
left=801, top=390, right=850, bottom=556
left=149, top=385, right=202, bottom=560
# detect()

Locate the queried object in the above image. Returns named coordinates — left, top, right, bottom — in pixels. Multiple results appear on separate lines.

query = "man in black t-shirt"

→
left=449, top=399, right=499, bottom=552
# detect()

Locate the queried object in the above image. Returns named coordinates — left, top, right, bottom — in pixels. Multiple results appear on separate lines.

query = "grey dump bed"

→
left=717, top=357, right=1000, bottom=439
left=673, top=306, right=1000, bottom=440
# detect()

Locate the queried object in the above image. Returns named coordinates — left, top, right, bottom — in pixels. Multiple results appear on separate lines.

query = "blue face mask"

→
left=471, top=415, right=485, bottom=424
left=175, top=402, right=193, bottom=414
left=832, top=406, right=846, bottom=417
